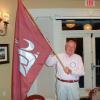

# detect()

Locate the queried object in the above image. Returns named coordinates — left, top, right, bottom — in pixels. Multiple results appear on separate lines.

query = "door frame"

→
left=91, top=33, right=100, bottom=88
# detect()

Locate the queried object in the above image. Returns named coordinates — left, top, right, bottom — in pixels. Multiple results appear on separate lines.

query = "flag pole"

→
left=53, top=51, right=65, bottom=69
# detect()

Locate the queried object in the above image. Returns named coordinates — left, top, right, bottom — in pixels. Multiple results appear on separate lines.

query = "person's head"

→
left=65, top=40, right=77, bottom=56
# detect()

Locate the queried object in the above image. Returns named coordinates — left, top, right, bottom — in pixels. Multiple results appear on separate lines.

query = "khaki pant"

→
left=56, top=80, right=80, bottom=100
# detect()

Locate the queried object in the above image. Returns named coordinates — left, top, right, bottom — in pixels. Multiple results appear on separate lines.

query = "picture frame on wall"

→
left=0, top=44, right=9, bottom=64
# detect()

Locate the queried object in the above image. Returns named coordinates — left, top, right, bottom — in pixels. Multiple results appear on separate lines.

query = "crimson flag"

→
left=12, top=0, right=52, bottom=100
left=85, top=0, right=95, bottom=8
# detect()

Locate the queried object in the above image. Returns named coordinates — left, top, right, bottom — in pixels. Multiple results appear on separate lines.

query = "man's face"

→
left=65, top=41, right=76, bottom=56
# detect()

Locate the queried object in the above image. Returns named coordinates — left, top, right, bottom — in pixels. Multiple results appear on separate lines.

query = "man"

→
left=46, top=40, right=84, bottom=100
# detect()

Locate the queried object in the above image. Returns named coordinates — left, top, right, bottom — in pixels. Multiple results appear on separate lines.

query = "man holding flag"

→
left=46, top=40, right=84, bottom=100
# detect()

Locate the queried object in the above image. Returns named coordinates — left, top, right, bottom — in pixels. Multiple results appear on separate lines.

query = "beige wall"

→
left=0, top=0, right=17, bottom=100
left=0, top=0, right=100, bottom=100
left=24, top=0, right=100, bottom=8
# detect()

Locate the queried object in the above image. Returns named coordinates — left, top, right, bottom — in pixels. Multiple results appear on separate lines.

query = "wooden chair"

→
left=25, top=94, right=45, bottom=100
left=89, top=87, right=100, bottom=100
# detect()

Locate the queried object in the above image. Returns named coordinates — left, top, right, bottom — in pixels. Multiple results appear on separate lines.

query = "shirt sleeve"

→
left=70, top=56, right=85, bottom=76
left=45, top=55, right=57, bottom=67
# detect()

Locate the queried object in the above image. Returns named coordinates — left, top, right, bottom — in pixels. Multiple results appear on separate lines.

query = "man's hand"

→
left=64, top=67, right=72, bottom=74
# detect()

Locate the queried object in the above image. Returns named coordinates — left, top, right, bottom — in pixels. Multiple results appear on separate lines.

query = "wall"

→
left=27, top=16, right=56, bottom=99
left=0, top=0, right=17, bottom=100
left=0, top=0, right=100, bottom=100
left=24, top=0, right=100, bottom=8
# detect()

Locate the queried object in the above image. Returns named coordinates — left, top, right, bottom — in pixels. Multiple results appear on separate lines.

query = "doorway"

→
left=64, top=32, right=100, bottom=97
left=66, top=38, right=84, bottom=88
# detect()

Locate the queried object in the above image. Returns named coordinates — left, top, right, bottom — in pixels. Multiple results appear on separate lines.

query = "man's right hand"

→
left=64, top=67, right=72, bottom=74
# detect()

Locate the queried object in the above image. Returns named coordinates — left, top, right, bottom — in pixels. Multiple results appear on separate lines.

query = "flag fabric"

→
left=85, top=0, right=95, bottom=8
left=12, top=0, right=52, bottom=100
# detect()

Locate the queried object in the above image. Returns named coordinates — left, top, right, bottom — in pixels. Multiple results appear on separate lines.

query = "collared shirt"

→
left=46, top=53, right=84, bottom=80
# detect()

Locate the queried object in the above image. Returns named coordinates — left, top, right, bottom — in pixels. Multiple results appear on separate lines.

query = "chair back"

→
left=25, top=94, right=45, bottom=100
left=89, top=87, right=100, bottom=100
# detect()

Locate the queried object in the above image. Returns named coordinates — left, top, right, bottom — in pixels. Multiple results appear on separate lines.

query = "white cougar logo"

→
left=18, top=39, right=39, bottom=77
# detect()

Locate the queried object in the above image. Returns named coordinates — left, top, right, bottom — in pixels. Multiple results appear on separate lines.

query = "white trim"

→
left=62, top=30, right=100, bottom=34
left=55, top=16, right=100, bottom=19
left=30, top=8, right=100, bottom=18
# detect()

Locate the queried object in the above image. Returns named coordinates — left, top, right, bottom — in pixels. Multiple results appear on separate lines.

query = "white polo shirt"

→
left=46, top=53, right=84, bottom=80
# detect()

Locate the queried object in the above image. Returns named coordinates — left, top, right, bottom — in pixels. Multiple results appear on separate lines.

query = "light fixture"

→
left=83, top=23, right=92, bottom=30
left=66, top=20, right=76, bottom=28
left=0, top=11, right=9, bottom=36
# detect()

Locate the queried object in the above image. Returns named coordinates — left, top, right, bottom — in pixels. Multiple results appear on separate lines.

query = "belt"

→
left=57, top=77, right=79, bottom=83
